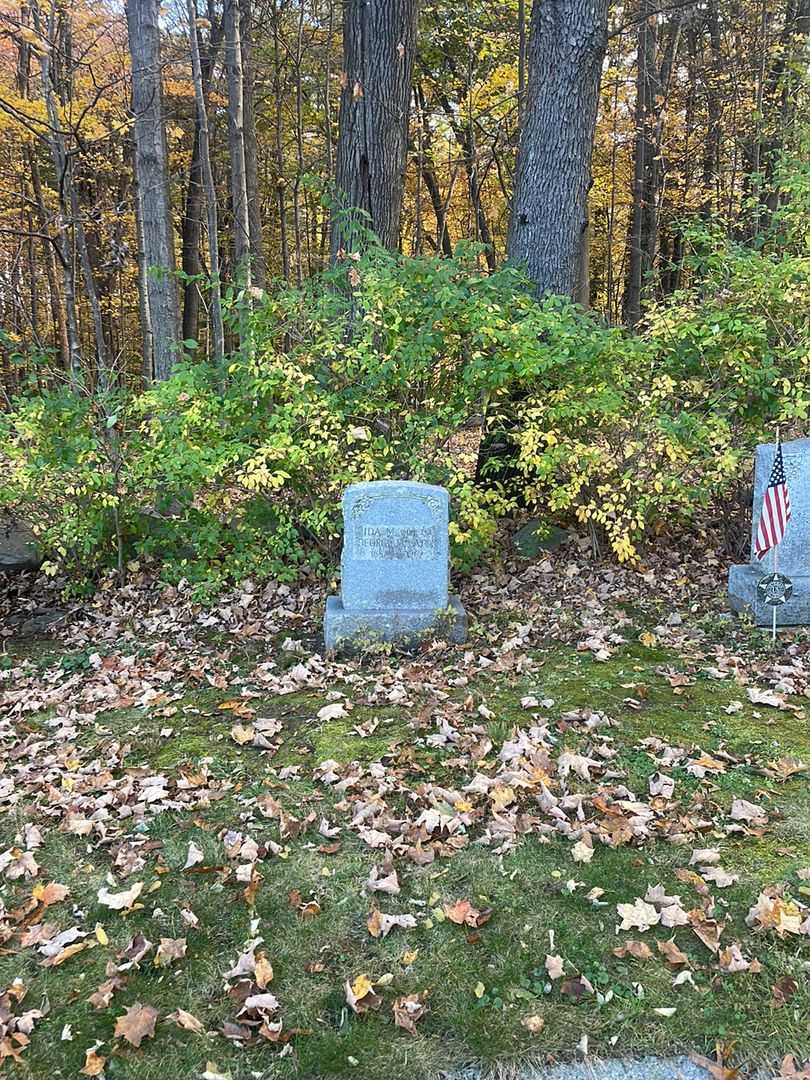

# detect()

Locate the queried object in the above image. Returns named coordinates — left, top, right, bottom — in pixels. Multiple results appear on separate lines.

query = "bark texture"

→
left=126, top=0, right=180, bottom=380
left=225, top=0, right=251, bottom=284
left=331, top=0, right=420, bottom=255
left=507, top=0, right=608, bottom=297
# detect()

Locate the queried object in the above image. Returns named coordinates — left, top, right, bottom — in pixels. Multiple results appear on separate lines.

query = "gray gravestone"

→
left=729, top=437, right=810, bottom=625
left=324, top=480, right=467, bottom=650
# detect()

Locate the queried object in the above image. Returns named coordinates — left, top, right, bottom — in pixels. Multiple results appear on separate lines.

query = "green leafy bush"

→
left=2, top=165, right=808, bottom=592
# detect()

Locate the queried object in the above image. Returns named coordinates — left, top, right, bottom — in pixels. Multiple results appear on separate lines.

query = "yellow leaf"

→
left=95, top=924, right=108, bottom=946
left=474, top=981, right=485, bottom=999
left=351, top=973, right=373, bottom=1000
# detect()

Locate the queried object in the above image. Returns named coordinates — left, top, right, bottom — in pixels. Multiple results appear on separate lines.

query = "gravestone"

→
left=728, top=437, right=810, bottom=625
left=324, top=480, right=467, bottom=650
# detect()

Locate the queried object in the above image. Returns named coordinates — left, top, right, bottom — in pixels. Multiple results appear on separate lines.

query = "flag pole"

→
left=772, top=423, right=780, bottom=645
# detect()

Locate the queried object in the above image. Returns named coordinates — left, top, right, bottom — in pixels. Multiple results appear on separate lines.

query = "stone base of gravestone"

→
left=324, top=594, right=468, bottom=650
left=728, top=437, right=810, bottom=627
left=324, top=479, right=468, bottom=651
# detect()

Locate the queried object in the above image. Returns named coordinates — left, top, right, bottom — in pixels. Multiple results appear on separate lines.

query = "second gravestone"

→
left=324, top=480, right=467, bottom=650
left=729, top=436, right=810, bottom=625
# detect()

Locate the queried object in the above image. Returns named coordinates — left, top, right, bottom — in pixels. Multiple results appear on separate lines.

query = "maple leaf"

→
left=700, top=866, right=738, bottom=888
left=443, top=899, right=492, bottom=927
left=254, top=952, right=274, bottom=989
left=746, top=891, right=804, bottom=937
left=167, top=1008, right=206, bottom=1033
left=183, top=841, right=204, bottom=869
left=571, top=839, right=594, bottom=863
left=33, top=881, right=70, bottom=907
left=367, top=910, right=417, bottom=938
left=155, top=937, right=187, bottom=967
left=79, top=1046, right=107, bottom=1076
left=613, top=940, right=653, bottom=961
left=114, top=1002, right=158, bottom=1048
left=392, top=991, right=428, bottom=1035
left=657, top=939, right=689, bottom=967
left=777, top=1055, right=810, bottom=1078
left=345, top=973, right=382, bottom=1014
left=97, top=881, right=144, bottom=911
left=617, top=898, right=660, bottom=932
left=88, top=968, right=127, bottom=1009
left=560, top=975, right=593, bottom=1002
left=690, top=912, right=725, bottom=953
left=317, top=701, right=347, bottom=722
left=366, top=863, right=400, bottom=896
left=729, top=798, right=767, bottom=824
left=230, top=724, right=254, bottom=745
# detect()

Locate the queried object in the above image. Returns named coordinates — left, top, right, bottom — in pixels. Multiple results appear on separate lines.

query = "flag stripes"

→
left=754, top=441, right=792, bottom=561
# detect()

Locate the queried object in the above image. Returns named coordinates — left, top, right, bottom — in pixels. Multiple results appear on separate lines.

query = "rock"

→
left=513, top=519, right=569, bottom=559
left=0, top=518, right=41, bottom=572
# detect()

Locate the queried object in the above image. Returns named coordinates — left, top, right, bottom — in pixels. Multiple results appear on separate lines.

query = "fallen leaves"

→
left=392, top=991, right=428, bottom=1035
left=616, top=898, right=660, bottom=932
left=114, top=1002, right=158, bottom=1047
left=442, top=899, right=493, bottom=927
left=97, top=881, right=144, bottom=912
left=613, top=940, right=653, bottom=961
left=366, top=909, right=417, bottom=939
left=345, top=974, right=382, bottom=1014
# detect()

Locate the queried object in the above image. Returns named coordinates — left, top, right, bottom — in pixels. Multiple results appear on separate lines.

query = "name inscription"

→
left=354, top=524, right=437, bottom=561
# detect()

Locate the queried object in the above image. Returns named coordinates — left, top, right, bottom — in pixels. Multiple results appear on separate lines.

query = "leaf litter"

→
left=3, top=543, right=810, bottom=1073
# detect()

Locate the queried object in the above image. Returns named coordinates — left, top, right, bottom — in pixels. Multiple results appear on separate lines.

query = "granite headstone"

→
left=729, top=436, right=810, bottom=625
left=324, top=480, right=467, bottom=649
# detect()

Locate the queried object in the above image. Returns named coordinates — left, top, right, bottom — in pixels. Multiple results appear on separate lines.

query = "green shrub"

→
left=2, top=165, right=808, bottom=592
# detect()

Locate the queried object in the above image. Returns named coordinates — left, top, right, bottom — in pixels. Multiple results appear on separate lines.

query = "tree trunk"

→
left=331, top=0, right=420, bottom=256
left=180, top=4, right=222, bottom=345
left=624, top=7, right=681, bottom=325
left=507, top=0, right=608, bottom=297
left=240, top=0, right=265, bottom=287
left=225, top=0, right=252, bottom=286
left=126, top=0, right=180, bottom=380
left=30, top=0, right=84, bottom=385
left=187, top=0, right=225, bottom=368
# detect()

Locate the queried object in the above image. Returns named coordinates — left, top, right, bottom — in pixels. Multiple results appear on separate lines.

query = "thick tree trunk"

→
left=331, top=0, right=420, bottom=256
left=507, top=0, right=608, bottom=297
left=126, top=0, right=180, bottom=380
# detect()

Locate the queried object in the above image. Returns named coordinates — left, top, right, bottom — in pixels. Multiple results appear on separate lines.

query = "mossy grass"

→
left=3, top=636, right=810, bottom=1078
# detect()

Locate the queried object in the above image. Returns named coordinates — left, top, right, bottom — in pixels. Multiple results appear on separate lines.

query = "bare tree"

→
left=126, top=0, right=180, bottom=380
left=225, top=0, right=252, bottom=286
left=187, top=0, right=225, bottom=368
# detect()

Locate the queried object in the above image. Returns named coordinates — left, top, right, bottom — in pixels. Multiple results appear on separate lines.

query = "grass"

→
left=2, top=632, right=810, bottom=1079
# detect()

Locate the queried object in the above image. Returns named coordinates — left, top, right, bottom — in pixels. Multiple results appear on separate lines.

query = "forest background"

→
left=0, top=0, right=808, bottom=595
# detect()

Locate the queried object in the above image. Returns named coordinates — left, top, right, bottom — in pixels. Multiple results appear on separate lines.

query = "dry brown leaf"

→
left=114, top=1002, right=158, bottom=1048
left=392, top=990, right=428, bottom=1035
left=613, top=940, right=653, bottom=961
left=167, top=1008, right=206, bottom=1034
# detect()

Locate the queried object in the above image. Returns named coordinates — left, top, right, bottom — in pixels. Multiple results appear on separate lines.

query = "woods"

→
left=1, top=0, right=810, bottom=597
left=0, top=0, right=807, bottom=384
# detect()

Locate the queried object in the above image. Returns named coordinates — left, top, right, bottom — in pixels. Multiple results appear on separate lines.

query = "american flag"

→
left=754, top=441, right=792, bottom=561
